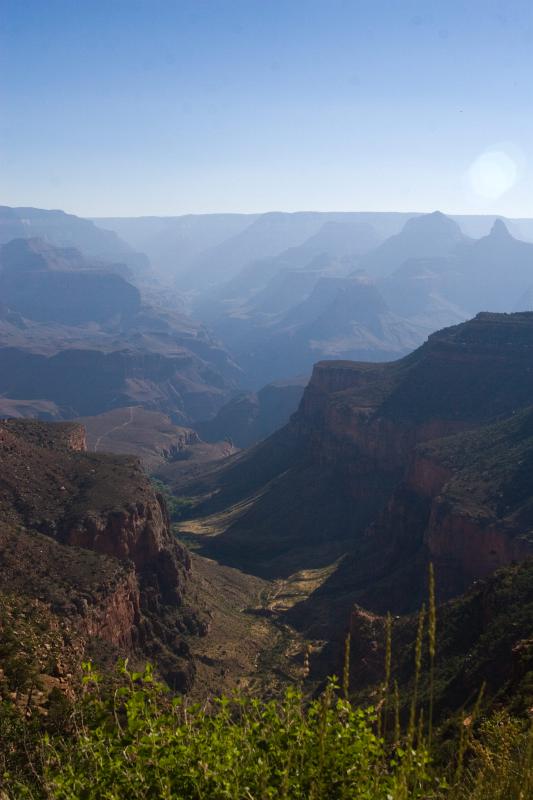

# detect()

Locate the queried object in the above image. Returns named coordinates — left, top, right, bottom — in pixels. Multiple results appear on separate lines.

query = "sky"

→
left=1, top=0, right=533, bottom=217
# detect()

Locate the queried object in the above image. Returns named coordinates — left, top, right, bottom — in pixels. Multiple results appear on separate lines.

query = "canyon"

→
left=173, top=313, right=533, bottom=686
left=1, top=205, right=533, bottom=718
left=0, top=418, right=206, bottom=693
left=0, top=237, right=240, bottom=423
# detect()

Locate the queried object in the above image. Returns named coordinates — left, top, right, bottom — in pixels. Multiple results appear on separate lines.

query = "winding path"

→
left=94, top=406, right=136, bottom=452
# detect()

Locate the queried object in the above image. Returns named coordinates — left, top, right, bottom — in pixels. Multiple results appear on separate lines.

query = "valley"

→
left=1, top=203, right=533, bottom=795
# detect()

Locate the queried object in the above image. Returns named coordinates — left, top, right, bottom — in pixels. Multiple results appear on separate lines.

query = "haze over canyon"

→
left=0, top=201, right=532, bottom=701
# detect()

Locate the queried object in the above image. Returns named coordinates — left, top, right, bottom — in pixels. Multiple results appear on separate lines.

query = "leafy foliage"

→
left=39, top=663, right=439, bottom=800
left=0, top=663, right=531, bottom=799
left=1, top=564, right=532, bottom=799
left=151, top=478, right=194, bottom=521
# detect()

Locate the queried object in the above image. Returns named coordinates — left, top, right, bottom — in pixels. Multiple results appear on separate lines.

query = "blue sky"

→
left=1, top=0, right=533, bottom=216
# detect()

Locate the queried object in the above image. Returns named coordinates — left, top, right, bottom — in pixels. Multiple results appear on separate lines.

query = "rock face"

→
left=380, top=218, right=533, bottom=319
left=408, top=408, right=533, bottom=595
left=0, top=238, right=141, bottom=324
left=291, top=313, right=533, bottom=611
left=0, top=419, right=204, bottom=690
left=0, top=238, right=239, bottom=423
left=196, top=212, right=474, bottom=390
left=358, top=210, right=468, bottom=278
left=344, top=558, right=533, bottom=718
left=196, top=378, right=307, bottom=448
left=176, top=313, right=533, bottom=621
left=0, top=205, right=148, bottom=274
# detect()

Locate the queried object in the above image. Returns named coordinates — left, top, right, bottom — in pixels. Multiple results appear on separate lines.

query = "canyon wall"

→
left=0, top=419, right=203, bottom=690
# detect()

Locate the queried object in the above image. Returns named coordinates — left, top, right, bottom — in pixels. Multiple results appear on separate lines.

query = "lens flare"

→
left=467, top=150, right=518, bottom=200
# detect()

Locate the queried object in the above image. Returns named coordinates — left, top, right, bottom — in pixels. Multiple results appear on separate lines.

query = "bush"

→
left=35, top=663, right=436, bottom=800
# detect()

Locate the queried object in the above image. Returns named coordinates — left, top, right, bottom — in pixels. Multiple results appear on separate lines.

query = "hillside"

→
left=196, top=377, right=306, bottom=448
left=173, top=314, right=533, bottom=654
left=0, top=206, right=148, bottom=275
left=0, top=238, right=239, bottom=422
left=0, top=419, right=206, bottom=694
left=381, top=219, right=533, bottom=319
left=79, top=406, right=235, bottom=471
left=343, top=558, right=533, bottom=720
left=0, top=238, right=140, bottom=324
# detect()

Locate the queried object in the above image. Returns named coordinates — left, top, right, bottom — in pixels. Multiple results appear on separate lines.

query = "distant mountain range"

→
left=0, top=237, right=239, bottom=422
left=0, top=205, right=149, bottom=275
left=187, top=211, right=533, bottom=388
left=4, top=204, right=533, bottom=442
left=96, top=209, right=533, bottom=288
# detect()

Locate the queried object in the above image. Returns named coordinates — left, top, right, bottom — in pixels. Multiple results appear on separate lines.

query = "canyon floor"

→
left=181, top=533, right=337, bottom=699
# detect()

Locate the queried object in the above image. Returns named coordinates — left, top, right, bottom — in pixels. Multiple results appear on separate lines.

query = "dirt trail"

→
left=94, top=406, right=135, bottom=452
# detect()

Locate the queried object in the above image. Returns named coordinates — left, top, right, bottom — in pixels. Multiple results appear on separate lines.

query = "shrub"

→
left=40, top=663, right=437, bottom=800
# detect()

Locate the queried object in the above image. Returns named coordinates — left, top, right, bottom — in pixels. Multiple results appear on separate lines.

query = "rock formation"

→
left=0, top=238, right=239, bottom=422
left=196, top=378, right=306, bottom=448
left=175, top=313, right=533, bottom=647
left=0, top=419, right=205, bottom=691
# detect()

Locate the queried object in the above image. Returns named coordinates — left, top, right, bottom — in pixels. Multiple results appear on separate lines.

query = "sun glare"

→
left=467, top=150, right=518, bottom=200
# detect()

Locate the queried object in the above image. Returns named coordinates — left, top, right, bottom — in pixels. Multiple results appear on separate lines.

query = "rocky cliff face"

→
left=0, top=205, right=149, bottom=274
left=0, top=237, right=240, bottom=424
left=0, top=238, right=142, bottom=324
left=0, top=419, right=204, bottom=691
left=178, top=313, right=533, bottom=627
left=196, top=378, right=306, bottom=448
left=344, top=558, right=533, bottom=719
left=404, top=409, right=533, bottom=597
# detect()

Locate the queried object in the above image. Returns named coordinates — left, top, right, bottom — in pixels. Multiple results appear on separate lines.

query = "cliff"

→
left=0, top=238, right=141, bottom=324
left=0, top=238, right=240, bottom=423
left=175, top=313, right=533, bottom=652
left=196, top=378, right=306, bottom=448
left=0, top=419, right=205, bottom=694
left=344, top=558, right=533, bottom=719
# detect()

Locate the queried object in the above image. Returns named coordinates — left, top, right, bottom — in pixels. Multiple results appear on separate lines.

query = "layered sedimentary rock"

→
left=345, top=558, right=533, bottom=718
left=0, top=419, right=204, bottom=691
left=196, top=378, right=306, bottom=448
left=0, top=238, right=240, bottom=423
left=177, top=313, right=533, bottom=618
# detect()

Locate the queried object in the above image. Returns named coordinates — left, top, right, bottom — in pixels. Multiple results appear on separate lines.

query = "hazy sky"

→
left=2, top=0, right=533, bottom=217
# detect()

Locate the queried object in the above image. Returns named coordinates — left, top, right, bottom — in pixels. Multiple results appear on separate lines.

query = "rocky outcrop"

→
left=63, top=495, right=190, bottom=605
left=0, top=238, right=240, bottom=424
left=79, top=571, right=141, bottom=650
left=178, top=312, right=533, bottom=613
left=0, top=419, right=203, bottom=690
left=355, top=403, right=533, bottom=606
left=329, top=559, right=533, bottom=720
left=196, top=379, right=306, bottom=448
left=0, top=205, right=148, bottom=274
left=0, top=343, right=237, bottom=423
left=0, top=238, right=142, bottom=324
left=1, top=419, right=87, bottom=452
left=426, top=510, right=533, bottom=590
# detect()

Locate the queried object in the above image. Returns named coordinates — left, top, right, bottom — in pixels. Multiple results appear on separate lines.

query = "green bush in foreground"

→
left=2, top=660, right=532, bottom=799
left=2, top=564, right=532, bottom=799
left=40, top=663, right=438, bottom=800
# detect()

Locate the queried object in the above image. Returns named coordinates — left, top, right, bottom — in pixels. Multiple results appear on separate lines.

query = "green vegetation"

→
left=1, top=565, right=532, bottom=798
left=40, top=664, right=439, bottom=799
left=151, top=478, right=194, bottom=521
left=2, top=661, right=531, bottom=799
